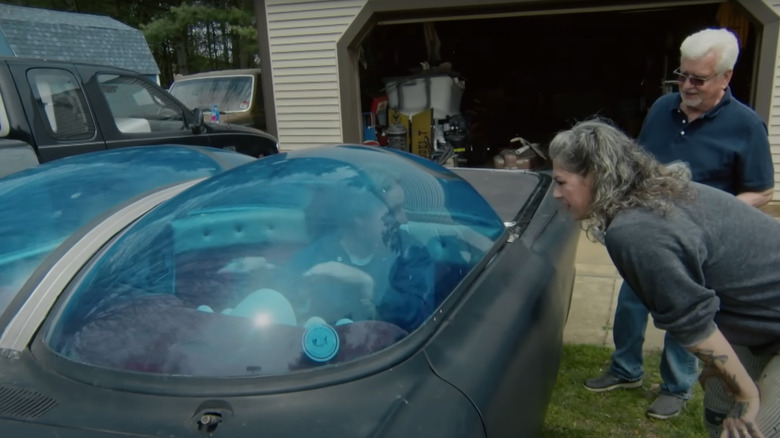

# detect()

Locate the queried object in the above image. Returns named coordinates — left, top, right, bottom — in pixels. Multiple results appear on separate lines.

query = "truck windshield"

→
left=169, top=75, right=254, bottom=113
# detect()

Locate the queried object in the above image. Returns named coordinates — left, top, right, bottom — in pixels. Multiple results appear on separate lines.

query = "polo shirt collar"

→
left=673, top=87, right=733, bottom=119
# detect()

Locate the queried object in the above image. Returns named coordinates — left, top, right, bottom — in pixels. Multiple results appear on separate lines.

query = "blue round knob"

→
left=302, top=323, right=339, bottom=362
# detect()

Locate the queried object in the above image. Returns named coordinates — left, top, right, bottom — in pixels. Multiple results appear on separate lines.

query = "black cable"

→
left=422, top=349, right=488, bottom=437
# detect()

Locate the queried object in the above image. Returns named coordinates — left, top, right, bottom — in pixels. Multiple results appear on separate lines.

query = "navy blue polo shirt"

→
left=637, top=88, right=774, bottom=195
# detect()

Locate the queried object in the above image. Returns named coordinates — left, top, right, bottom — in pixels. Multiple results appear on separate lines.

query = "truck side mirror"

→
left=190, top=108, right=205, bottom=134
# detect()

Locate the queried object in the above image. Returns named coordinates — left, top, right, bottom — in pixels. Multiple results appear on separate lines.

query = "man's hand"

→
left=305, top=261, right=372, bottom=285
left=736, top=188, right=773, bottom=208
left=217, top=256, right=276, bottom=274
left=304, top=261, right=374, bottom=299
left=304, top=262, right=376, bottom=320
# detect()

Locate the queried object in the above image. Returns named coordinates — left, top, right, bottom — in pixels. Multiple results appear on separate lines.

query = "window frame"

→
left=0, top=86, right=10, bottom=138
left=26, top=68, right=95, bottom=141
left=97, top=73, right=189, bottom=136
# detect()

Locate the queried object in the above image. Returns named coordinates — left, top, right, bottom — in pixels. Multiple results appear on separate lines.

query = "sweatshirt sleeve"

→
left=605, top=210, right=720, bottom=347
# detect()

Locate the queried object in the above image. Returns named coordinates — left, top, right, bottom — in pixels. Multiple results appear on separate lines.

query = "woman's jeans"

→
left=608, top=282, right=699, bottom=399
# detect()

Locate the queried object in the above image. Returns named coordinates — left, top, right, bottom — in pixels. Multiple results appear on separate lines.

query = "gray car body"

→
left=0, top=154, right=577, bottom=437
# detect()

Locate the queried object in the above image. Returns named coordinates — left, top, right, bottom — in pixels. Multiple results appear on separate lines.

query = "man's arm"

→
left=688, top=329, right=764, bottom=438
left=737, top=188, right=773, bottom=208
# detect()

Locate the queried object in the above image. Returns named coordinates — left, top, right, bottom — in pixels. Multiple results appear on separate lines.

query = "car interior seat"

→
left=171, top=207, right=309, bottom=312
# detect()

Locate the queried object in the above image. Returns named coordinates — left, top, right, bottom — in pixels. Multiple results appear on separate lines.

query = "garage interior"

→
left=357, top=2, right=757, bottom=167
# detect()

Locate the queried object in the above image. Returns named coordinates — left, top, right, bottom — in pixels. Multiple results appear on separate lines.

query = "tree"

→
left=3, top=0, right=180, bottom=29
left=142, top=2, right=259, bottom=85
left=4, top=0, right=259, bottom=86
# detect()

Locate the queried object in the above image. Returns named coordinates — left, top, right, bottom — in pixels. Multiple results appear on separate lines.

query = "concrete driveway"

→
left=563, top=230, right=664, bottom=351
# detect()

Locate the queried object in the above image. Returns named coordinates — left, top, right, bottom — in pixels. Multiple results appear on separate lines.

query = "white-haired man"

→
left=584, top=27, right=774, bottom=424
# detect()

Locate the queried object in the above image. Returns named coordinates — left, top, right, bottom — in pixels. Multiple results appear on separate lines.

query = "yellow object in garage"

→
left=411, top=108, right=433, bottom=159
left=386, top=108, right=433, bottom=159
left=387, top=109, right=410, bottom=152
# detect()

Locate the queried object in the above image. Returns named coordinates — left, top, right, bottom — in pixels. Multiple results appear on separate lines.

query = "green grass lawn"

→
left=542, top=344, right=707, bottom=438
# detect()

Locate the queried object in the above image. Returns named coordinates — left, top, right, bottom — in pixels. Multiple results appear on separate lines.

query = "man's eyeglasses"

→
left=673, top=68, right=719, bottom=87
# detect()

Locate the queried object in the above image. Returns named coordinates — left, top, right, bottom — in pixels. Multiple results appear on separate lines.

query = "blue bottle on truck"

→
left=211, top=104, right=219, bottom=123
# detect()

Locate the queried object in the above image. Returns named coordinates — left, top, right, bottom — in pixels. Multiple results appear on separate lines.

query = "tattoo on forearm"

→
left=693, top=348, right=728, bottom=367
left=692, top=348, right=742, bottom=394
left=728, top=401, right=748, bottom=418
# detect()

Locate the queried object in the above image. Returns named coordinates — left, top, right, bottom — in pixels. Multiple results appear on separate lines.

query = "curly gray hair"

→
left=548, top=118, right=694, bottom=240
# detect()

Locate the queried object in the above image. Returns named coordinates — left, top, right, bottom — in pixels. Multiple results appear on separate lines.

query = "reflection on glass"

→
left=28, top=68, right=94, bottom=139
left=0, top=146, right=247, bottom=314
left=99, top=74, right=186, bottom=133
left=48, top=146, right=505, bottom=378
left=170, top=76, right=254, bottom=112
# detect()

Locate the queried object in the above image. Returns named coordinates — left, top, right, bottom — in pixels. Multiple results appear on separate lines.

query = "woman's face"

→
left=552, top=161, right=593, bottom=220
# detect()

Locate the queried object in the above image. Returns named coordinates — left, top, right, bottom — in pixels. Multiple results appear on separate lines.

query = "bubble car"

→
left=0, top=144, right=578, bottom=437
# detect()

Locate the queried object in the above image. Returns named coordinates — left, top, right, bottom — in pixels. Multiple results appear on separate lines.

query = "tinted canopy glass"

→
left=0, top=146, right=252, bottom=314
left=48, top=146, right=505, bottom=378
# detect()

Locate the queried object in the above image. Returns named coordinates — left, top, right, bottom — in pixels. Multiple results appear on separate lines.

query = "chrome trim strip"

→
left=0, top=179, right=203, bottom=351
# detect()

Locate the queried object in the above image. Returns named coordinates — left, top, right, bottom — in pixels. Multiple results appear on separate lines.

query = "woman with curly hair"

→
left=549, top=118, right=780, bottom=438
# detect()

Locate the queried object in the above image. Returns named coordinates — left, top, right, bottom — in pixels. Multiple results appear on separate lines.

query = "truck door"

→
left=78, top=66, right=211, bottom=150
left=8, top=62, right=106, bottom=162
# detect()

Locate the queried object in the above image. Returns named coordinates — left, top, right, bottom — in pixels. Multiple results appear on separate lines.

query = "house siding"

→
left=265, top=0, right=366, bottom=149
left=263, top=0, right=780, bottom=203
left=768, top=2, right=780, bottom=201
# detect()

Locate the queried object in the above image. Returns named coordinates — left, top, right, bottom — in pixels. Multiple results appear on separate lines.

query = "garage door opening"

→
left=357, top=3, right=757, bottom=166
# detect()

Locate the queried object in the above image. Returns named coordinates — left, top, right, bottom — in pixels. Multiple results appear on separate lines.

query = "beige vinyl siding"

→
left=262, top=0, right=780, bottom=201
left=265, top=0, right=366, bottom=150
left=767, top=2, right=780, bottom=200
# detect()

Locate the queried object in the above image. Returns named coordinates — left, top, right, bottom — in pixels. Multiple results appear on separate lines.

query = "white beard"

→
left=681, top=93, right=702, bottom=109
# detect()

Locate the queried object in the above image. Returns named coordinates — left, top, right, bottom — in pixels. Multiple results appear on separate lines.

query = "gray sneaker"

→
left=584, top=372, right=643, bottom=393
left=646, top=394, right=686, bottom=420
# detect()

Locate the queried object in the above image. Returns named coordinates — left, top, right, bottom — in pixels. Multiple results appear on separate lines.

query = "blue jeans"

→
left=609, top=281, right=699, bottom=399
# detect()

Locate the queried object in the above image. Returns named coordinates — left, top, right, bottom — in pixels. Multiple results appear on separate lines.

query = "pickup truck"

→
left=0, top=57, right=278, bottom=177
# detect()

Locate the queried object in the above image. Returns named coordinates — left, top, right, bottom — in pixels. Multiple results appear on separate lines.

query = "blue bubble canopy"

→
left=0, top=145, right=253, bottom=314
left=45, top=145, right=506, bottom=376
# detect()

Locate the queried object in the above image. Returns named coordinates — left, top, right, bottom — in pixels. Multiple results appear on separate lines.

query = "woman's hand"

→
left=701, top=363, right=763, bottom=437
left=719, top=396, right=764, bottom=438
left=689, top=329, right=765, bottom=438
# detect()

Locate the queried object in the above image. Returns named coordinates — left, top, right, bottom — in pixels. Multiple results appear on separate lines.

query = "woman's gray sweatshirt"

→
left=605, top=182, right=780, bottom=353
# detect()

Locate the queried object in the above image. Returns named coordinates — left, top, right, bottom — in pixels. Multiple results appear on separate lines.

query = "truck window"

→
left=98, top=74, right=187, bottom=134
left=169, top=75, right=254, bottom=112
left=27, top=69, right=95, bottom=141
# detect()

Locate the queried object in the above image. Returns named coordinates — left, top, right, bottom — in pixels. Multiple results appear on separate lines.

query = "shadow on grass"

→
left=541, top=344, right=706, bottom=438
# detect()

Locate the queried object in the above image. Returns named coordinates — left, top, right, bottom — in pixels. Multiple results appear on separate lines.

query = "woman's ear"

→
left=585, top=171, right=596, bottom=190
